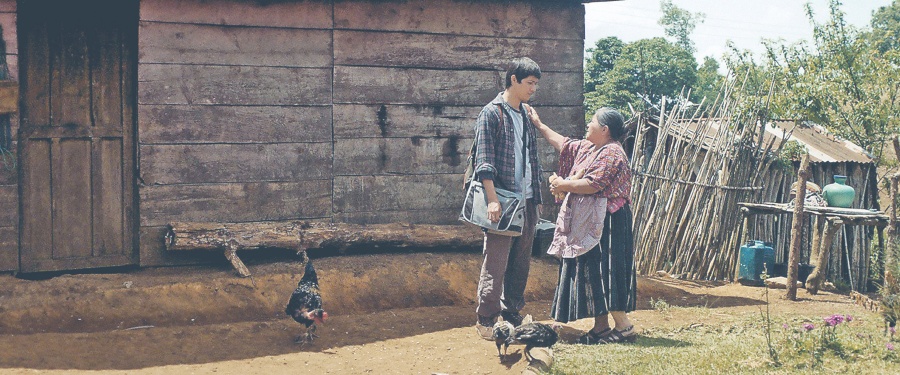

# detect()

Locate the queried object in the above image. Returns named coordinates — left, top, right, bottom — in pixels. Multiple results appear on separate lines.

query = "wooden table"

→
left=737, top=202, right=889, bottom=292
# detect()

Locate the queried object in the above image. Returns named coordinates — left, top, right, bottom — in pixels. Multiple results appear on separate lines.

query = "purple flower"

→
left=802, top=323, right=815, bottom=331
left=824, top=314, right=844, bottom=327
left=845, top=314, right=853, bottom=322
left=888, top=343, right=896, bottom=351
left=782, top=323, right=790, bottom=330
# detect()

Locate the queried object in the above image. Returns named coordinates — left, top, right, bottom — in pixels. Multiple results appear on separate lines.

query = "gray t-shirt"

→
left=502, top=102, right=533, bottom=199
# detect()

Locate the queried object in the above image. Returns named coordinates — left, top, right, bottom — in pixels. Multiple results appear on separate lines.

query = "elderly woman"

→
left=527, top=106, right=637, bottom=344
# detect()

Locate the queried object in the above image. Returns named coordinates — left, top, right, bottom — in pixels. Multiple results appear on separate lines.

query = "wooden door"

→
left=17, top=0, right=138, bottom=272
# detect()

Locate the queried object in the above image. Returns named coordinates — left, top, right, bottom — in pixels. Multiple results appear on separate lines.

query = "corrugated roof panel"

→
left=766, top=120, right=873, bottom=164
left=661, top=119, right=874, bottom=164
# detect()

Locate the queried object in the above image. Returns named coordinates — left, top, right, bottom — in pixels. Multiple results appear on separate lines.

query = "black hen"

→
left=882, top=270, right=900, bottom=338
left=285, top=258, right=328, bottom=344
left=492, top=320, right=515, bottom=358
left=884, top=294, right=899, bottom=337
left=511, top=322, right=559, bottom=362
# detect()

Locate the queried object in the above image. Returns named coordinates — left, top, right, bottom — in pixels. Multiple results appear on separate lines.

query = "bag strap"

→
left=465, top=103, right=506, bottom=185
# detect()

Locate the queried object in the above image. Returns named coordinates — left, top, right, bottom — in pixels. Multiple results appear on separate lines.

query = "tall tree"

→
left=762, top=0, right=900, bottom=158
left=692, top=56, right=724, bottom=108
left=658, top=0, right=705, bottom=54
left=870, top=0, right=900, bottom=55
left=589, top=37, right=697, bottom=113
left=584, top=36, right=625, bottom=94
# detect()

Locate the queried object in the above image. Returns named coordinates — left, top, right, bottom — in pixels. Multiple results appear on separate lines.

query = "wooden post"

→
left=224, top=240, right=252, bottom=278
left=735, top=207, right=752, bottom=281
left=806, top=216, right=843, bottom=294
left=807, top=215, right=823, bottom=272
left=886, top=136, right=900, bottom=282
left=786, top=153, right=810, bottom=300
left=887, top=172, right=900, bottom=277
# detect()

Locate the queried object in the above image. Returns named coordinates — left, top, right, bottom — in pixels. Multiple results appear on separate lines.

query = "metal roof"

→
left=661, top=118, right=874, bottom=164
left=764, top=120, right=873, bottom=164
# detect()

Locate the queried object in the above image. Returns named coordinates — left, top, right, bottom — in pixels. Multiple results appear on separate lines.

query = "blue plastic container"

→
left=738, top=240, right=775, bottom=285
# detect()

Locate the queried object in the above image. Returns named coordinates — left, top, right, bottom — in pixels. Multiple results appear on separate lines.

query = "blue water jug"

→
left=738, top=240, right=775, bottom=285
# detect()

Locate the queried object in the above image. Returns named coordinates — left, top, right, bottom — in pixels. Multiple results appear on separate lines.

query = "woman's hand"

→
left=549, top=173, right=565, bottom=200
left=525, top=104, right=543, bottom=129
left=526, top=104, right=565, bottom=152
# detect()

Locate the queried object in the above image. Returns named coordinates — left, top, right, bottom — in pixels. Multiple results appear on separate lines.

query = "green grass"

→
left=548, top=306, right=900, bottom=375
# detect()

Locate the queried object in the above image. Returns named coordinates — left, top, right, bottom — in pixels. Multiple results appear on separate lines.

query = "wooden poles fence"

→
left=628, top=86, right=880, bottom=289
left=629, top=82, right=789, bottom=281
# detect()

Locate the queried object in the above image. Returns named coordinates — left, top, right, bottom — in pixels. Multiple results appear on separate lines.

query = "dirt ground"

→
left=0, top=251, right=873, bottom=374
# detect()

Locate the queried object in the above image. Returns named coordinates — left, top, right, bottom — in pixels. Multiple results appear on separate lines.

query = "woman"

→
left=527, top=106, right=637, bottom=344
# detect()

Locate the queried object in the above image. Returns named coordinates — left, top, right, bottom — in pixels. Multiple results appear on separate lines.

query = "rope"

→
left=634, top=171, right=764, bottom=191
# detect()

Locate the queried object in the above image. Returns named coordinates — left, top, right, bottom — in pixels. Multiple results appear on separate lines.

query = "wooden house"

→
left=0, top=0, right=607, bottom=274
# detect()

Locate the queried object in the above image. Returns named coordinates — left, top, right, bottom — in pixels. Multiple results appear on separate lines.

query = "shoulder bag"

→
left=459, top=104, right=526, bottom=236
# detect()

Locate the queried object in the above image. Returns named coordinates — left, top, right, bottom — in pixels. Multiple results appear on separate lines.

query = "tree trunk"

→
left=165, top=221, right=484, bottom=277
left=806, top=216, right=843, bottom=295
left=786, top=152, right=810, bottom=301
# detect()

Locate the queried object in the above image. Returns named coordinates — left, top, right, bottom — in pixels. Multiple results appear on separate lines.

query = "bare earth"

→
left=0, top=252, right=871, bottom=374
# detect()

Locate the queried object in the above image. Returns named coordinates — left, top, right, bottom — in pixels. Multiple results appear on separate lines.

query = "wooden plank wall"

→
left=331, top=0, right=584, bottom=223
left=137, top=0, right=585, bottom=265
left=0, top=0, right=16, bottom=271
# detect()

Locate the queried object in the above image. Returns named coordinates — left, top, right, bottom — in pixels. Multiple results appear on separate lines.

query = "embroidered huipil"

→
left=556, top=138, right=631, bottom=212
left=547, top=139, right=632, bottom=258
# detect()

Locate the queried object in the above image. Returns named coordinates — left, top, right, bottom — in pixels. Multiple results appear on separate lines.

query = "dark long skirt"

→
left=550, top=205, right=636, bottom=323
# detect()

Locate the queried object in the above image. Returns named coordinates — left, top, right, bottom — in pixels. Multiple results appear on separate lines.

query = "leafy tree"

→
left=870, top=0, right=900, bottom=55
left=585, top=38, right=697, bottom=115
left=591, top=38, right=697, bottom=113
left=584, top=36, right=625, bottom=94
left=759, top=0, right=900, bottom=160
left=658, top=0, right=705, bottom=54
left=692, top=56, right=724, bottom=108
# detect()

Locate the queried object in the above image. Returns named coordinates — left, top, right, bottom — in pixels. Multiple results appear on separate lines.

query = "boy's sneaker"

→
left=475, top=314, right=496, bottom=340
left=501, top=310, right=525, bottom=326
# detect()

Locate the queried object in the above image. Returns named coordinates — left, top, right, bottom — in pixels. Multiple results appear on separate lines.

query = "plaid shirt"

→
left=473, top=93, right=544, bottom=205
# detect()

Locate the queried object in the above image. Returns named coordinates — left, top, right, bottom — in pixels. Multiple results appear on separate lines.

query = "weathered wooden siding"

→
left=331, top=0, right=584, bottom=224
left=0, top=0, right=587, bottom=271
left=137, top=0, right=584, bottom=266
left=0, top=0, right=16, bottom=271
left=137, top=0, right=336, bottom=265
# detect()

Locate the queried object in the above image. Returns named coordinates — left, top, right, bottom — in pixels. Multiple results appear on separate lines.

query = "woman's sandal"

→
left=597, top=325, right=636, bottom=344
left=577, top=327, right=612, bottom=345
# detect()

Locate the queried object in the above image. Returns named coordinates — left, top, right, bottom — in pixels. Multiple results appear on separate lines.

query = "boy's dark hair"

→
left=595, top=107, right=625, bottom=140
left=505, top=57, right=541, bottom=88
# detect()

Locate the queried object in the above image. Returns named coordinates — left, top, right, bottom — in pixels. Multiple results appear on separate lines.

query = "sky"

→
left=584, top=0, right=893, bottom=64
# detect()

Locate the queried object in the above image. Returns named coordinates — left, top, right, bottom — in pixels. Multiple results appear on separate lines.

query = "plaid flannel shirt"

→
left=473, top=93, right=544, bottom=205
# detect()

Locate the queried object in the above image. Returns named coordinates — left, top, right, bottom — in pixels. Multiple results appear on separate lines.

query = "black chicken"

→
left=883, top=294, right=899, bottom=338
left=285, top=257, right=328, bottom=344
left=882, top=270, right=900, bottom=339
left=492, top=320, right=515, bottom=358
left=511, top=322, right=559, bottom=362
